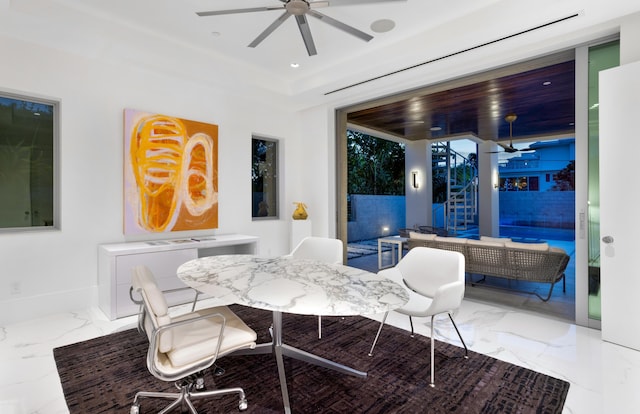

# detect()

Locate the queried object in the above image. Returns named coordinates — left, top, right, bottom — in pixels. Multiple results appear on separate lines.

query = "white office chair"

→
left=130, top=265, right=257, bottom=414
left=368, top=247, right=468, bottom=387
left=289, top=236, right=343, bottom=338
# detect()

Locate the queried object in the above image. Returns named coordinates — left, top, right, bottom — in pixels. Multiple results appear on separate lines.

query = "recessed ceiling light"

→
left=290, top=62, right=300, bottom=68
left=370, top=19, right=395, bottom=33
left=430, top=126, right=442, bottom=132
left=542, top=81, right=552, bottom=86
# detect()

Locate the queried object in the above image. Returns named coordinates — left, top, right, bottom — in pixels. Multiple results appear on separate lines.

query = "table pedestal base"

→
left=231, top=311, right=366, bottom=413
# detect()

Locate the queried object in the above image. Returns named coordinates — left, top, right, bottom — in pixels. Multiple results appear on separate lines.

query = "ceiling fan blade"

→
left=308, top=9, right=373, bottom=42
left=485, top=142, right=518, bottom=153
left=327, top=0, right=407, bottom=5
left=197, top=7, right=282, bottom=17
left=295, top=14, right=318, bottom=56
left=309, top=1, right=330, bottom=8
left=248, top=11, right=292, bottom=48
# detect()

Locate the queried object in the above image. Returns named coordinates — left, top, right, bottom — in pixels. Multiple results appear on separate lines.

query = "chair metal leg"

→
left=426, top=313, right=468, bottom=388
left=429, top=315, right=435, bottom=387
left=447, top=313, right=468, bottom=358
left=191, top=292, right=201, bottom=312
left=131, top=380, right=248, bottom=414
left=368, top=312, right=389, bottom=356
left=409, top=316, right=415, bottom=337
left=318, top=315, right=322, bottom=339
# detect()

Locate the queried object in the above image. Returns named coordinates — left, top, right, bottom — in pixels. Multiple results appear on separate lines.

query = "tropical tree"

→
left=551, top=160, right=575, bottom=191
left=347, top=130, right=405, bottom=195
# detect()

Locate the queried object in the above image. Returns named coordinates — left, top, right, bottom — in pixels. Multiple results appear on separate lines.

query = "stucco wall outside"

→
left=347, top=191, right=575, bottom=242
left=499, top=191, right=575, bottom=229
left=347, top=195, right=405, bottom=242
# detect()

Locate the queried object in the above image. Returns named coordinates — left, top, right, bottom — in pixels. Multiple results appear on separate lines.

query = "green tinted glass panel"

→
left=587, top=40, right=620, bottom=320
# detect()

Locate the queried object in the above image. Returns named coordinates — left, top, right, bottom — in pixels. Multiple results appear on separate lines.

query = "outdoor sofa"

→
left=407, top=232, right=570, bottom=301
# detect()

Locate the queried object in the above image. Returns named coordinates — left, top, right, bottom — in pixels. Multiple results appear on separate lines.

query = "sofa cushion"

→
left=505, top=241, right=549, bottom=251
left=434, top=236, right=467, bottom=244
left=409, top=231, right=437, bottom=240
left=467, top=239, right=504, bottom=248
left=479, top=236, right=512, bottom=244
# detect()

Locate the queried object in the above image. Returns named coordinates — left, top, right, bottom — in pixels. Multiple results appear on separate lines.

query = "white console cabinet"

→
left=98, top=234, right=259, bottom=320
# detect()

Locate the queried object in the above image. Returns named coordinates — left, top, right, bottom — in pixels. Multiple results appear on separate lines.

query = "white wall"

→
left=405, top=140, right=430, bottom=229
left=621, top=12, right=640, bottom=64
left=0, top=36, right=299, bottom=324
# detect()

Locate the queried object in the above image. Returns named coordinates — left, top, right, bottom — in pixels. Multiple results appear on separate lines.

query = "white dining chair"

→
left=288, top=236, right=343, bottom=338
left=368, top=246, right=468, bottom=387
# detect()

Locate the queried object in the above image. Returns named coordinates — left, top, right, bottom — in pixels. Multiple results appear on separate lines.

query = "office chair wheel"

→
left=239, top=397, right=248, bottom=411
left=213, top=364, right=225, bottom=376
left=195, top=376, right=205, bottom=390
left=130, top=404, right=140, bottom=414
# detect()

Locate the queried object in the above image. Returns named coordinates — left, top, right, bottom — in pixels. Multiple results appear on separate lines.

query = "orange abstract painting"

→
left=124, top=109, right=218, bottom=234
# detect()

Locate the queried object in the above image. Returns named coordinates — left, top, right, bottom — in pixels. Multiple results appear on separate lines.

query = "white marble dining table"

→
left=176, top=254, right=409, bottom=414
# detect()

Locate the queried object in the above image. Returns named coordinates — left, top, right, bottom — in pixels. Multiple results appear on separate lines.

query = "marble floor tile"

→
left=1, top=298, right=639, bottom=413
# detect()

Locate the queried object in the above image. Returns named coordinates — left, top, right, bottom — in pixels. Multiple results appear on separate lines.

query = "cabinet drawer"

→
left=115, top=249, right=197, bottom=285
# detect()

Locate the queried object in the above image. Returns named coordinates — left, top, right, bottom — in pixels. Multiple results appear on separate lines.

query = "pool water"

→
left=498, top=225, right=575, bottom=242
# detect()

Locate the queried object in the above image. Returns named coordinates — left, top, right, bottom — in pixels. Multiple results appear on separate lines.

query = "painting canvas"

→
left=124, top=109, right=218, bottom=235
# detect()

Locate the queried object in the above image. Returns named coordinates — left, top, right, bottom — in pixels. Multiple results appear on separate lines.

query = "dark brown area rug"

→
left=54, top=305, right=569, bottom=413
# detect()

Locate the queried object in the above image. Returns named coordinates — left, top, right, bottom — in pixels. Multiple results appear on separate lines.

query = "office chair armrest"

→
left=146, top=310, right=227, bottom=379
left=152, top=310, right=227, bottom=353
left=155, top=309, right=226, bottom=332
left=130, top=285, right=200, bottom=310
left=161, top=286, right=202, bottom=311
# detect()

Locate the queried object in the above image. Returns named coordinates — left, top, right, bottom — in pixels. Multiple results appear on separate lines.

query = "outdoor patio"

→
left=347, top=228, right=576, bottom=322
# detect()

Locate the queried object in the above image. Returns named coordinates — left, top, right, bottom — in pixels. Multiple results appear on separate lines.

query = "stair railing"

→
left=431, top=142, right=478, bottom=233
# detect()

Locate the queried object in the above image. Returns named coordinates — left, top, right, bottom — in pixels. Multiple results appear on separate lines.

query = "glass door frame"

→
left=574, top=35, right=619, bottom=329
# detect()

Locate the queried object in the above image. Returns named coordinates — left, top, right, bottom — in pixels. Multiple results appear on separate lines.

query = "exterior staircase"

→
left=432, top=142, right=478, bottom=234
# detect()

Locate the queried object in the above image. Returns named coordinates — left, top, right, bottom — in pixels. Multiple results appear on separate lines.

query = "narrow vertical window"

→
left=0, top=91, right=59, bottom=231
left=251, top=137, right=279, bottom=219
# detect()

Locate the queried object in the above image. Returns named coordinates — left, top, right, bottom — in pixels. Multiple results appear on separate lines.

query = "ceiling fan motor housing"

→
left=287, top=0, right=310, bottom=15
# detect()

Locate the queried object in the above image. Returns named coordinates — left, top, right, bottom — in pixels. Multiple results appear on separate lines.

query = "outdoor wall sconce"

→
left=412, top=171, right=419, bottom=189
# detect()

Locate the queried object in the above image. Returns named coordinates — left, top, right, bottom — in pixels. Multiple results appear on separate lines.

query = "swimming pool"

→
left=498, top=225, right=575, bottom=242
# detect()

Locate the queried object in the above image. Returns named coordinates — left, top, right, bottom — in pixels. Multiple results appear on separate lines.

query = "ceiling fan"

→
left=488, top=113, right=535, bottom=154
left=196, top=0, right=405, bottom=56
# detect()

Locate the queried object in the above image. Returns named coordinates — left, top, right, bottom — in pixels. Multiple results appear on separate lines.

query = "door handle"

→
left=602, top=236, right=614, bottom=244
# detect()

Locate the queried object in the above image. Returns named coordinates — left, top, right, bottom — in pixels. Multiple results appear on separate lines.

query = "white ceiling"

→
left=41, top=0, right=499, bottom=77
left=3, top=0, right=639, bottom=108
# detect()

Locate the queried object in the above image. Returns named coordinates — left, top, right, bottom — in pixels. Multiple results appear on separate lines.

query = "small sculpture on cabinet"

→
left=292, top=202, right=308, bottom=220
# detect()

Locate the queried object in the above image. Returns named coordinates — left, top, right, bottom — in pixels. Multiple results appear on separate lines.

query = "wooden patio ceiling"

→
left=346, top=53, right=576, bottom=144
